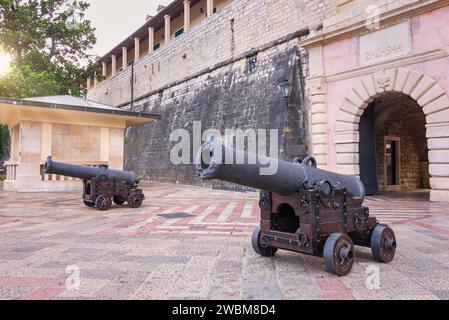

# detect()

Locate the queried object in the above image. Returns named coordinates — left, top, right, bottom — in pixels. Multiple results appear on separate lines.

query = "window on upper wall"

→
left=247, top=55, right=257, bottom=73
left=175, top=28, right=184, bottom=38
left=154, top=43, right=161, bottom=51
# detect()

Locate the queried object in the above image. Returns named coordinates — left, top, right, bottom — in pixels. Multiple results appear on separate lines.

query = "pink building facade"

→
left=302, top=0, right=449, bottom=202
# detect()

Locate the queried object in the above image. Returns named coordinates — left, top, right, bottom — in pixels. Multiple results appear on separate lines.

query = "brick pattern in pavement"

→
left=0, top=183, right=448, bottom=300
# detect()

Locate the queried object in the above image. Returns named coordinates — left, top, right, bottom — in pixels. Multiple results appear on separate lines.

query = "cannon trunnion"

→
left=45, top=157, right=144, bottom=211
left=196, top=139, right=397, bottom=276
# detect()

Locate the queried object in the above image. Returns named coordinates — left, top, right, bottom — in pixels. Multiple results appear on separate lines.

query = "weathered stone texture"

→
left=86, top=0, right=334, bottom=185
left=125, top=43, right=308, bottom=186
left=375, top=98, right=429, bottom=191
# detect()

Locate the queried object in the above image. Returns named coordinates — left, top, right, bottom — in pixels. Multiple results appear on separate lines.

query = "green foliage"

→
left=0, top=56, right=100, bottom=98
left=0, top=174, right=6, bottom=181
left=0, top=124, right=8, bottom=161
left=0, top=0, right=101, bottom=98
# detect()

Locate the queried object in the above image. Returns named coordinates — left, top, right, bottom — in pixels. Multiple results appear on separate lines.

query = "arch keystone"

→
left=374, top=69, right=397, bottom=93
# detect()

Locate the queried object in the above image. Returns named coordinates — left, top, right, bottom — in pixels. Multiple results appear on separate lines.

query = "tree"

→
left=0, top=124, right=8, bottom=162
left=0, top=1, right=101, bottom=164
left=0, top=0, right=101, bottom=97
left=0, top=55, right=100, bottom=98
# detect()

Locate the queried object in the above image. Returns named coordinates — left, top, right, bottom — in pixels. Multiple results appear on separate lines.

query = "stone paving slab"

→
left=0, top=183, right=448, bottom=299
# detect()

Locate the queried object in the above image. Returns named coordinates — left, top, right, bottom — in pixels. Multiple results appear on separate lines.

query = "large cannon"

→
left=45, top=156, right=144, bottom=211
left=196, top=138, right=396, bottom=276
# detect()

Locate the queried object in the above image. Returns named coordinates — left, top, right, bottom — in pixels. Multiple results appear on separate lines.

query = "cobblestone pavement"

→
left=0, top=182, right=448, bottom=300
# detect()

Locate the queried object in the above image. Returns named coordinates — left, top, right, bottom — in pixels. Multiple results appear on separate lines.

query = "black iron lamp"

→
left=278, top=79, right=293, bottom=137
left=278, top=79, right=293, bottom=105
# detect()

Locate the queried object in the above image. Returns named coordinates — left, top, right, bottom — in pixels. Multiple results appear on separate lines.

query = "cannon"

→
left=196, top=138, right=396, bottom=276
left=44, top=156, right=144, bottom=211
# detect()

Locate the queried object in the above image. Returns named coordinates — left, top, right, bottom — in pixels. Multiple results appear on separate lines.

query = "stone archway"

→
left=335, top=68, right=449, bottom=202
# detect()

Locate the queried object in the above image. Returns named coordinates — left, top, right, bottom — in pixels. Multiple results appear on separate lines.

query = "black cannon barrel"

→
left=196, top=138, right=365, bottom=200
left=44, top=156, right=140, bottom=186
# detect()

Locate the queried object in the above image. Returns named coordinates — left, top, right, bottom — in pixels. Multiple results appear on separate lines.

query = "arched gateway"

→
left=335, top=68, right=449, bottom=202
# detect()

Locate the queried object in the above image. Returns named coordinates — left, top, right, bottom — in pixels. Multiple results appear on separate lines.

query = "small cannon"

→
left=196, top=138, right=396, bottom=276
left=45, top=156, right=144, bottom=211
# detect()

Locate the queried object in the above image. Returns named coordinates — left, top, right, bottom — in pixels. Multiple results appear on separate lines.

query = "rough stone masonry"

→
left=87, top=0, right=335, bottom=186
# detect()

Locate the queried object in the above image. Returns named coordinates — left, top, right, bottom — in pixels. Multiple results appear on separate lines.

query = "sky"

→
left=84, top=0, right=172, bottom=56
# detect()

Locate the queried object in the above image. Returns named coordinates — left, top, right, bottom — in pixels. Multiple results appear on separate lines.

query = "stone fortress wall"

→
left=87, top=0, right=335, bottom=185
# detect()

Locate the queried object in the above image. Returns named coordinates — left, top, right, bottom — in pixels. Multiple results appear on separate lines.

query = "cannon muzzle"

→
left=196, top=138, right=365, bottom=200
left=44, top=156, right=140, bottom=186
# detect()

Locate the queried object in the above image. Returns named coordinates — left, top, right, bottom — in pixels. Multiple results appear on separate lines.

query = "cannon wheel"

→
left=128, top=194, right=143, bottom=208
left=371, top=225, right=396, bottom=263
left=323, top=233, right=355, bottom=276
left=113, top=196, right=126, bottom=206
left=95, top=195, right=112, bottom=211
left=251, top=226, right=278, bottom=257
left=83, top=201, right=95, bottom=208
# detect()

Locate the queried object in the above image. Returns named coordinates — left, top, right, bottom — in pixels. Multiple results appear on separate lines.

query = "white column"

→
left=86, top=77, right=92, bottom=90
left=102, top=61, right=107, bottom=77
left=40, top=123, right=52, bottom=162
left=122, top=47, right=128, bottom=69
left=164, top=14, right=171, bottom=44
left=134, top=37, right=140, bottom=61
left=206, top=0, right=214, bottom=17
left=111, top=55, right=117, bottom=76
left=100, top=128, right=110, bottom=163
left=184, top=0, right=191, bottom=31
left=148, top=27, right=155, bottom=54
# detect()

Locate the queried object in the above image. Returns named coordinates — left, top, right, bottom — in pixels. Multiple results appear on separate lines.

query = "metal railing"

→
left=5, top=162, right=18, bottom=181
